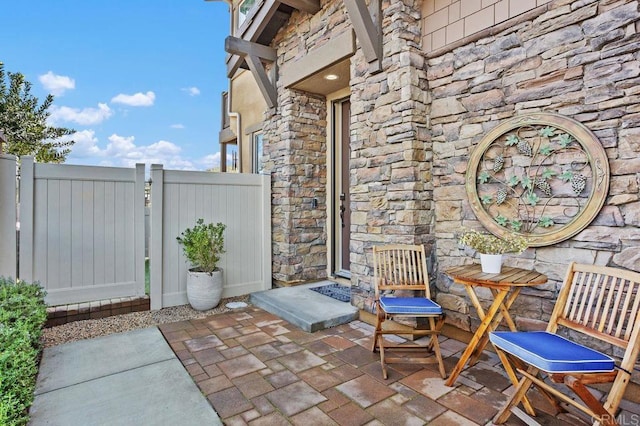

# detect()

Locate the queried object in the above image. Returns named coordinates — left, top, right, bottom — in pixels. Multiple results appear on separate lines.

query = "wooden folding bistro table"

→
left=444, top=264, right=547, bottom=387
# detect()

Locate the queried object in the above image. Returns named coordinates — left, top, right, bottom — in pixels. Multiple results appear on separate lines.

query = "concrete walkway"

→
left=30, top=327, right=221, bottom=426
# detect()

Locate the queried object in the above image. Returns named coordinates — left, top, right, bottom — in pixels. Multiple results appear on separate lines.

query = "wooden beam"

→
left=227, top=0, right=281, bottom=78
left=225, top=36, right=277, bottom=62
left=219, top=127, right=236, bottom=144
left=227, top=56, right=247, bottom=77
left=225, top=36, right=278, bottom=107
left=278, top=0, right=320, bottom=14
left=246, top=55, right=278, bottom=109
left=343, top=0, right=382, bottom=73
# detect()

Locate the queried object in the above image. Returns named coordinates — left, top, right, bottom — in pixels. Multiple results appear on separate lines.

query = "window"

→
left=238, top=0, right=257, bottom=27
left=252, top=133, right=264, bottom=174
left=221, top=141, right=239, bottom=173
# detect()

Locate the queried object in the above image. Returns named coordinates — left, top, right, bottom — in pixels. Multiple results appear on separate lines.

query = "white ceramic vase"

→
left=480, top=254, right=502, bottom=274
left=186, top=269, right=223, bottom=311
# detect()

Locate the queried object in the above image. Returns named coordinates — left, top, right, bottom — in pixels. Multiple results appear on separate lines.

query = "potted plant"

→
left=458, top=228, right=528, bottom=273
left=176, top=219, right=226, bottom=310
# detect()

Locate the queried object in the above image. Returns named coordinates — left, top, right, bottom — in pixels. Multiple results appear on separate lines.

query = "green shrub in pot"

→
left=177, top=219, right=226, bottom=310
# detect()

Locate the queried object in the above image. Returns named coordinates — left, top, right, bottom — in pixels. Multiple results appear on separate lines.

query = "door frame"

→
left=326, top=88, right=351, bottom=279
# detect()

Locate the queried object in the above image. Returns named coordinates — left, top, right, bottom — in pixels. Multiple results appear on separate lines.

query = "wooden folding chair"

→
left=371, top=244, right=446, bottom=379
left=491, top=262, right=640, bottom=426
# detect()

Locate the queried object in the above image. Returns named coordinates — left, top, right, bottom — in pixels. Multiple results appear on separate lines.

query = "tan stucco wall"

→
left=230, top=69, right=268, bottom=172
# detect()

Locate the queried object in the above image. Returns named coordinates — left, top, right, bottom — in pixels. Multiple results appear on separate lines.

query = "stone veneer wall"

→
left=259, top=0, right=640, bottom=332
left=430, top=0, right=640, bottom=332
left=263, top=2, right=351, bottom=285
left=262, top=90, right=328, bottom=285
left=349, top=0, right=435, bottom=312
left=263, top=0, right=436, bottom=293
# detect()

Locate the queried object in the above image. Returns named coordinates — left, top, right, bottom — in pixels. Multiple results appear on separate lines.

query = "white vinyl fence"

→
left=0, top=157, right=272, bottom=308
left=150, top=165, right=272, bottom=310
left=19, top=157, right=146, bottom=305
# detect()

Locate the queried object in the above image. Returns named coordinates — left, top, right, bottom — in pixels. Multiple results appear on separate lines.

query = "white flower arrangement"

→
left=458, top=228, right=528, bottom=255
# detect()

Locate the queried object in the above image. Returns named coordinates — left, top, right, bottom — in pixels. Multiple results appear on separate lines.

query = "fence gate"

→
left=150, top=165, right=272, bottom=309
left=19, top=157, right=146, bottom=305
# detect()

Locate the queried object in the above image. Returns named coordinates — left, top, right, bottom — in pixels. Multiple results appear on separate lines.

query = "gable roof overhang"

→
left=225, top=0, right=320, bottom=79
left=224, top=0, right=383, bottom=105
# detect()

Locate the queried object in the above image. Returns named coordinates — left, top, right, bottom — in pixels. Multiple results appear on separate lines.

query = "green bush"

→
left=0, top=278, right=47, bottom=426
left=176, top=219, right=226, bottom=273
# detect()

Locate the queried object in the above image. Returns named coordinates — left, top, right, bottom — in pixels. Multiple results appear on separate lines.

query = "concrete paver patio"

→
left=159, top=306, right=612, bottom=426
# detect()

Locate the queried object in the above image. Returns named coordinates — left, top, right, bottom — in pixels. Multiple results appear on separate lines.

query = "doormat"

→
left=310, top=283, right=351, bottom=303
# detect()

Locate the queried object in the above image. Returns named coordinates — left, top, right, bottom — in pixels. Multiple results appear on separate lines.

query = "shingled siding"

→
left=430, top=0, right=640, bottom=332
left=421, top=0, right=553, bottom=54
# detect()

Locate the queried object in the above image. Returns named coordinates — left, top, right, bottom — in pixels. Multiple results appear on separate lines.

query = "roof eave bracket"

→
left=343, top=0, right=382, bottom=74
left=225, top=36, right=278, bottom=108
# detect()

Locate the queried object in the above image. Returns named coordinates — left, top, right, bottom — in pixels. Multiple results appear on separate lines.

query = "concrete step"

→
left=250, top=281, right=359, bottom=332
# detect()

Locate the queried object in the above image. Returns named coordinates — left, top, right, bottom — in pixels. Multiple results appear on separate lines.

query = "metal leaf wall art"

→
left=466, top=113, right=610, bottom=247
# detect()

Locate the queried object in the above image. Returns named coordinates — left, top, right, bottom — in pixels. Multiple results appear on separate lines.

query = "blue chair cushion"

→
left=490, top=331, right=615, bottom=373
left=379, top=297, right=442, bottom=315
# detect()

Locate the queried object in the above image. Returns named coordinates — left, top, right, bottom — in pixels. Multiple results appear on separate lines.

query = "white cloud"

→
left=170, top=124, right=185, bottom=129
left=39, top=71, right=75, bottom=96
left=66, top=132, right=219, bottom=171
left=198, top=153, right=222, bottom=169
left=181, top=87, right=200, bottom=96
left=49, top=103, right=112, bottom=125
left=111, top=91, right=156, bottom=107
left=62, top=130, right=102, bottom=157
left=103, top=134, right=195, bottom=169
left=105, top=134, right=137, bottom=157
left=146, top=140, right=182, bottom=157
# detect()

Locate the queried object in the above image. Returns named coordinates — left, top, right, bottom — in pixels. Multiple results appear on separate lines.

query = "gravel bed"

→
left=41, top=295, right=251, bottom=348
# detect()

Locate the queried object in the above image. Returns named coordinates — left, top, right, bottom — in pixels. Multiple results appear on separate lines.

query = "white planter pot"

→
left=480, top=254, right=503, bottom=274
left=186, top=269, right=223, bottom=311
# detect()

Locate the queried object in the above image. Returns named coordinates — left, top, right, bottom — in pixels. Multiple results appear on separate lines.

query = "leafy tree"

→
left=0, top=62, right=75, bottom=163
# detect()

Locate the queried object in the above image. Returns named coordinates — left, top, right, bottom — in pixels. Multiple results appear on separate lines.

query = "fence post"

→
left=150, top=164, right=164, bottom=310
left=134, top=164, right=146, bottom=296
left=0, top=155, right=17, bottom=280
left=261, top=174, right=272, bottom=291
left=18, top=156, right=34, bottom=282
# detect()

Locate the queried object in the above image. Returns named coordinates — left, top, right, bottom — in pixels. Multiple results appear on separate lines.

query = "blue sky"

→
left=2, top=1, right=232, bottom=170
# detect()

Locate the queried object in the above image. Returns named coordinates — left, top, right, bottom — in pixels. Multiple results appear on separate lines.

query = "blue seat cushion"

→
left=490, top=331, right=615, bottom=373
left=379, top=297, right=442, bottom=315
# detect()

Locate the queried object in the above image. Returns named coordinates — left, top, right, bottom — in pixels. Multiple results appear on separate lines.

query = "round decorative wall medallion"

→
left=466, top=112, right=610, bottom=247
